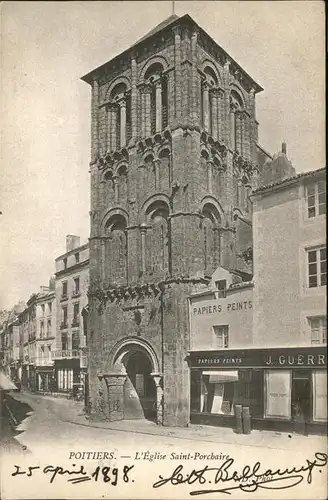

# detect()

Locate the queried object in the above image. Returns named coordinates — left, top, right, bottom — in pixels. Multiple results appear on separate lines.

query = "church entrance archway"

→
left=111, top=339, right=162, bottom=423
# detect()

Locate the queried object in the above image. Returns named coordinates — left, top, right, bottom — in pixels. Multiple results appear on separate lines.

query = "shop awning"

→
left=202, top=370, right=239, bottom=383
left=0, top=371, right=17, bottom=391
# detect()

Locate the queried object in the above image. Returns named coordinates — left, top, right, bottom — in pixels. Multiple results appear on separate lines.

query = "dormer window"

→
left=215, top=280, right=227, bottom=298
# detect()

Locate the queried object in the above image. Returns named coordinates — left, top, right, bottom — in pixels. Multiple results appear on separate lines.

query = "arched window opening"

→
left=202, top=203, right=222, bottom=274
left=143, top=63, right=168, bottom=136
left=145, top=202, right=170, bottom=275
left=107, top=82, right=131, bottom=152
left=230, top=90, right=244, bottom=153
left=104, top=215, right=128, bottom=284
left=202, top=66, right=219, bottom=136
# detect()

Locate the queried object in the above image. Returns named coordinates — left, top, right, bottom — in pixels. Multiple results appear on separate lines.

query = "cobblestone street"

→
left=1, top=391, right=327, bottom=500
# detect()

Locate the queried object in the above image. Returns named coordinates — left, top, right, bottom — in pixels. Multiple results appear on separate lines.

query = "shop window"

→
left=213, top=325, right=229, bottom=348
left=57, top=368, right=73, bottom=392
left=200, top=371, right=238, bottom=415
left=265, top=370, right=291, bottom=419
left=312, top=371, right=327, bottom=422
left=307, top=247, right=326, bottom=287
left=215, top=280, right=226, bottom=298
left=308, top=316, right=327, bottom=344
left=306, top=181, right=326, bottom=218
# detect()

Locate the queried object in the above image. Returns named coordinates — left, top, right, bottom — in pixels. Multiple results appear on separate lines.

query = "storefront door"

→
left=291, top=371, right=312, bottom=434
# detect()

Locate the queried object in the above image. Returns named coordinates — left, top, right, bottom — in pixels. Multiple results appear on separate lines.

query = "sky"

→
left=0, top=0, right=325, bottom=310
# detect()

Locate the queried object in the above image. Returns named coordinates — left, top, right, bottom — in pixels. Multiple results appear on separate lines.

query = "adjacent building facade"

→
left=187, top=165, right=326, bottom=435
left=82, top=13, right=274, bottom=426
left=20, top=283, right=56, bottom=392
left=251, top=166, right=326, bottom=433
left=54, top=236, right=89, bottom=394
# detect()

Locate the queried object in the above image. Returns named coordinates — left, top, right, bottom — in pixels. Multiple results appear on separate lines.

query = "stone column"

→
left=102, top=373, right=126, bottom=421
left=145, top=88, right=151, bottom=137
left=118, top=98, right=126, bottom=148
left=223, top=60, right=231, bottom=145
left=91, top=78, right=99, bottom=162
left=191, top=29, right=199, bottom=126
left=100, top=238, right=106, bottom=286
left=111, top=106, right=118, bottom=153
left=243, top=112, right=251, bottom=161
left=173, top=26, right=182, bottom=122
left=151, top=373, right=163, bottom=425
left=217, top=90, right=223, bottom=141
left=236, top=111, right=242, bottom=154
left=131, top=54, right=137, bottom=140
left=140, top=224, right=147, bottom=274
left=155, top=80, right=162, bottom=133
left=211, top=90, right=218, bottom=140
left=106, top=105, right=112, bottom=152
left=249, top=88, right=256, bottom=162
left=202, top=82, right=210, bottom=132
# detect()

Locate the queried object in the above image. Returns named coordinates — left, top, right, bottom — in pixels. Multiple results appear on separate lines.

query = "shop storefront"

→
left=189, top=346, right=327, bottom=435
left=35, top=366, right=55, bottom=392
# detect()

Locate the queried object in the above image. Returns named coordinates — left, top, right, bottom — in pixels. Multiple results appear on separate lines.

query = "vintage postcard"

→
left=0, top=1, right=326, bottom=499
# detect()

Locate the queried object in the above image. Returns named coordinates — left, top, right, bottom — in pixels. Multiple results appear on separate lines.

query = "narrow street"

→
left=1, top=391, right=327, bottom=500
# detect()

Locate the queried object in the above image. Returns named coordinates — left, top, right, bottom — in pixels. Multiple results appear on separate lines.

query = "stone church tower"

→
left=82, top=14, right=263, bottom=426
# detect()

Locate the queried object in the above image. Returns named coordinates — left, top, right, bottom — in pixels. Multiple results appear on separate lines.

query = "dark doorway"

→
left=292, top=371, right=312, bottom=435
left=125, top=351, right=156, bottom=421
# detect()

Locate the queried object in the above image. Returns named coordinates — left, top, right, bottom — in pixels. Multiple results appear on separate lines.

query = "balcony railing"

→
left=72, top=291, right=81, bottom=298
left=71, top=318, right=80, bottom=327
left=60, top=322, right=68, bottom=330
left=60, top=294, right=68, bottom=302
left=52, top=349, right=88, bottom=361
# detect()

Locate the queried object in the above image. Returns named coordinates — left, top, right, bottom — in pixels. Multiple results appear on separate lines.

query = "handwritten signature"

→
left=153, top=452, right=328, bottom=495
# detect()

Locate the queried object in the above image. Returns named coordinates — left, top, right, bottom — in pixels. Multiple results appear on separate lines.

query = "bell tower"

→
left=82, top=14, right=263, bottom=426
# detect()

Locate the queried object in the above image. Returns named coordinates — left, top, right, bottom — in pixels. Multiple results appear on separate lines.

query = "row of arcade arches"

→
left=101, top=199, right=223, bottom=284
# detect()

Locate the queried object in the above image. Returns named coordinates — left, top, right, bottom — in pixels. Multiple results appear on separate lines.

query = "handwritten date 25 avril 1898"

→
left=12, top=463, right=134, bottom=485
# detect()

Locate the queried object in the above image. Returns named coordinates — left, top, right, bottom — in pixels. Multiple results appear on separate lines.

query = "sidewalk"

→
left=26, top=392, right=327, bottom=452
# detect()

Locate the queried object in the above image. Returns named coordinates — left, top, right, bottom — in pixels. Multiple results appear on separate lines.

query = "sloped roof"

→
left=134, top=14, right=179, bottom=46
left=251, top=167, right=326, bottom=196
left=81, top=13, right=263, bottom=93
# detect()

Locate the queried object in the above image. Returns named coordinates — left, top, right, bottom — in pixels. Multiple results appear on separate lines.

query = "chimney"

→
left=282, top=142, right=287, bottom=155
left=49, top=276, right=55, bottom=290
left=66, top=235, right=80, bottom=252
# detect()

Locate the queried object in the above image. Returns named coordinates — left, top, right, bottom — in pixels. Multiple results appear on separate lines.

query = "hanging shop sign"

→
left=189, top=346, right=327, bottom=368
